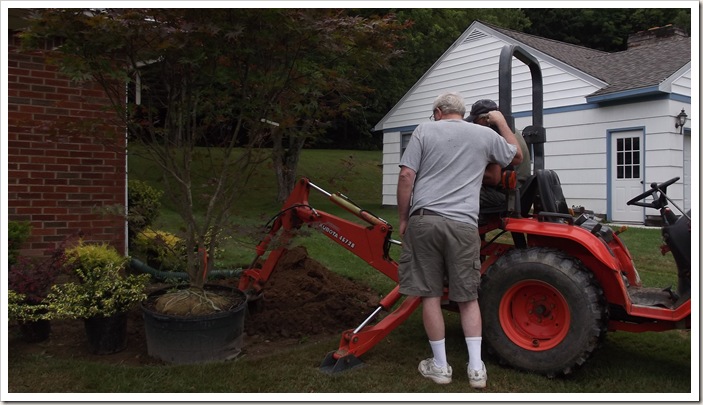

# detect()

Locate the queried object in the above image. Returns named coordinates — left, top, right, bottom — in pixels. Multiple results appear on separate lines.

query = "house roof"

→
left=483, top=22, right=691, bottom=99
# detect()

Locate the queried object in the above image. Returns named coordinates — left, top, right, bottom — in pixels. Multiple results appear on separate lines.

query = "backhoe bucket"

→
left=319, top=351, right=365, bottom=374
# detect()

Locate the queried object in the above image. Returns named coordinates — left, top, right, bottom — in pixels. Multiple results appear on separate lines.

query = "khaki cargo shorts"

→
left=398, top=214, right=481, bottom=302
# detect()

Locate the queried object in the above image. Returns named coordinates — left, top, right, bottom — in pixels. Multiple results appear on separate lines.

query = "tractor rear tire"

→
left=480, top=247, right=608, bottom=377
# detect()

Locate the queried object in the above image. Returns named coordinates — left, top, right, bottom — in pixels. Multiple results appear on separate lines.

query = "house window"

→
left=615, top=136, right=640, bottom=179
left=401, top=132, right=412, bottom=156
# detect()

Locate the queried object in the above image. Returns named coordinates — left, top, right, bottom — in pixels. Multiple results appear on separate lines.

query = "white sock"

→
left=429, top=338, right=448, bottom=368
left=465, top=336, right=483, bottom=370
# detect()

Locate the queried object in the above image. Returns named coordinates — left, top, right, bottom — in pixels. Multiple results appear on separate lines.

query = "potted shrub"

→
left=45, top=241, right=150, bottom=354
left=8, top=222, right=64, bottom=342
left=8, top=291, right=51, bottom=343
left=8, top=290, right=44, bottom=320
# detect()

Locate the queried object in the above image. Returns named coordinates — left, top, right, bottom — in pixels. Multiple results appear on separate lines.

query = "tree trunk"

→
left=272, top=133, right=305, bottom=203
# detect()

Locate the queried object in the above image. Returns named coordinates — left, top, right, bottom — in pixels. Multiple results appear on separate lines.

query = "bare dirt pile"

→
left=244, top=245, right=380, bottom=339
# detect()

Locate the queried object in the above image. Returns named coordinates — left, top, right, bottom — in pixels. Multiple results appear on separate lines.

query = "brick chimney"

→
left=627, top=24, right=687, bottom=48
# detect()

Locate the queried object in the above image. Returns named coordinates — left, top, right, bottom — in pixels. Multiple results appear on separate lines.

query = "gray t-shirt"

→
left=399, top=119, right=517, bottom=226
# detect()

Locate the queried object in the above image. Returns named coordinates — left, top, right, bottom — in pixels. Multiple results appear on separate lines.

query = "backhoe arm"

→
left=238, top=177, right=399, bottom=295
left=237, top=177, right=419, bottom=373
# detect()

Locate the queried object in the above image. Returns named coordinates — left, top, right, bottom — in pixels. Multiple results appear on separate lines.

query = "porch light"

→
left=675, top=108, right=687, bottom=134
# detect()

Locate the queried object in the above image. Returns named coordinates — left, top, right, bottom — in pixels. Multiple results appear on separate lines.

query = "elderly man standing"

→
left=397, top=92, right=522, bottom=388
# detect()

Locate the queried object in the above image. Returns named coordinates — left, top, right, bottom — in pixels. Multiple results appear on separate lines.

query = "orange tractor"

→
left=238, top=46, right=691, bottom=376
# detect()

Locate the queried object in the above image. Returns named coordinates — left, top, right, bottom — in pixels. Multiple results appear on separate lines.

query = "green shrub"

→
left=128, top=180, right=163, bottom=243
left=131, top=227, right=231, bottom=272
left=131, top=228, right=187, bottom=272
left=8, top=221, right=31, bottom=267
left=45, top=241, right=150, bottom=319
left=63, top=241, right=129, bottom=279
left=8, top=290, right=49, bottom=322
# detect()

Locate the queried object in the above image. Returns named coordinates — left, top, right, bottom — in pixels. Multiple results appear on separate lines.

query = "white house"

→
left=375, top=21, right=694, bottom=223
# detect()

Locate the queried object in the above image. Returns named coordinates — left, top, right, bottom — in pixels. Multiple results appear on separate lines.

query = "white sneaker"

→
left=418, top=357, right=452, bottom=384
left=468, top=361, right=487, bottom=389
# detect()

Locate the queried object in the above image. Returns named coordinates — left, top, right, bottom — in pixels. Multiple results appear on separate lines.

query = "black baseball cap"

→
left=465, top=99, right=498, bottom=122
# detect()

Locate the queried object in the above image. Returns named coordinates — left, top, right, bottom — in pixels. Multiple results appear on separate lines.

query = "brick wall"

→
left=7, top=31, right=127, bottom=257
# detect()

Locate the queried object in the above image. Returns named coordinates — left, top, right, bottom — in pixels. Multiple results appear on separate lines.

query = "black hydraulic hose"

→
left=130, top=257, right=243, bottom=281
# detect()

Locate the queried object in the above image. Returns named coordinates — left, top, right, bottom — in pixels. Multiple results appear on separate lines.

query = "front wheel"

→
left=480, top=248, right=608, bottom=377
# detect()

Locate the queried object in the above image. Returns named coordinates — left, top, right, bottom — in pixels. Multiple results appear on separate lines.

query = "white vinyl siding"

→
left=669, top=68, right=691, bottom=96
left=682, top=132, right=691, bottom=212
left=381, top=131, right=402, bottom=205
left=509, top=100, right=687, bottom=214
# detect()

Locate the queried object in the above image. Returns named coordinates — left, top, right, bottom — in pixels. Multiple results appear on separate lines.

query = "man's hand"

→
left=486, top=110, right=523, bottom=166
left=485, top=110, right=507, bottom=128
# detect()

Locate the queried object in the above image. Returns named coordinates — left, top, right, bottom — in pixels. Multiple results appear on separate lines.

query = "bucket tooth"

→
left=319, top=351, right=364, bottom=374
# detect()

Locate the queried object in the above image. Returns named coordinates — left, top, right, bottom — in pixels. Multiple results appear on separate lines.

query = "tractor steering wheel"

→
left=626, top=177, right=679, bottom=208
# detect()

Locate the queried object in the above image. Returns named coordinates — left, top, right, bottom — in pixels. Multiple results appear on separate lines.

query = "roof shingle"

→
left=483, top=22, right=691, bottom=98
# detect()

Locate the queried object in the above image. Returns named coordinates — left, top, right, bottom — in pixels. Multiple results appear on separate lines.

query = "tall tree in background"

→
left=522, top=8, right=691, bottom=51
left=245, top=10, right=406, bottom=201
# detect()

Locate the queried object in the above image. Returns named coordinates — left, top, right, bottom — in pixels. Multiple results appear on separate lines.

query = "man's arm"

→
left=487, top=110, right=523, bottom=166
left=397, top=165, right=416, bottom=236
left=483, top=163, right=501, bottom=186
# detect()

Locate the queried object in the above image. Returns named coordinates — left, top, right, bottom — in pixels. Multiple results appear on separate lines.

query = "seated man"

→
left=466, top=99, right=531, bottom=211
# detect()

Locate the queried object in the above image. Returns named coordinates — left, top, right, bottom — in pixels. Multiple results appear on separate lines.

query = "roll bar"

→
left=498, top=45, right=546, bottom=171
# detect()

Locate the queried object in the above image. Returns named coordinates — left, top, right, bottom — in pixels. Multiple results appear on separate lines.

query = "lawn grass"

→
left=615, top=226, right=681, bottom=287
left=6, top=321, right=693, bottom=399
left=6, top=148, right=695, bottom=399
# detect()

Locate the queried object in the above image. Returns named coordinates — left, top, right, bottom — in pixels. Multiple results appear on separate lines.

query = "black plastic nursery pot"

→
left=19, top=319, right=51, bottom=343
left=84, top=312, right=128, bottom=355
left=141, top=284, right=247, bottom=365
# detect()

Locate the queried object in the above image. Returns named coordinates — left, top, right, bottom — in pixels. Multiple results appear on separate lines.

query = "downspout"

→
left=124, top=78, right=131, bottom=257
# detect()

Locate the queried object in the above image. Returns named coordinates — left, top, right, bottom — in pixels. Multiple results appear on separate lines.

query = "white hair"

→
left=432, top=92, right=466, bottom=117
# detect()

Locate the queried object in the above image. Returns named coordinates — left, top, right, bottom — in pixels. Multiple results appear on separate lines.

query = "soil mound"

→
left=244, top=245, right=380, bottom=339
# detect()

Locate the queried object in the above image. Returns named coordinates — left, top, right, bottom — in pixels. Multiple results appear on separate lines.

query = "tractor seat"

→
left=520, top=169, right=569, bottom=220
